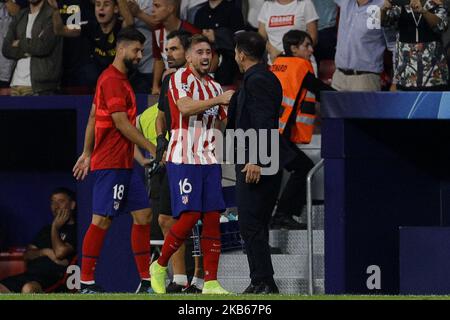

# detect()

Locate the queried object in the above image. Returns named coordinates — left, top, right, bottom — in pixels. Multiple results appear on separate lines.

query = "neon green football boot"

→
left=202, top=280, right=230, bottom=294
left=150, top=261, right=168, bottom=294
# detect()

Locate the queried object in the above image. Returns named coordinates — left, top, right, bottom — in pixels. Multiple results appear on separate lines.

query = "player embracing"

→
left=150, top=34, right=234, bottom=294
left=73, top=27, right=156, bottom=294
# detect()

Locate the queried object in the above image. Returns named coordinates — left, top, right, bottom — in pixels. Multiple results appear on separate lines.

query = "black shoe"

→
left=166, top=282, right=185, bottom=293
left=253, top=282, right=279, bottom=294
left=183, top=284, right=202, bottom=294
left=242, top=283, right=258, bottom=294
left=136, top=280, right=154, bottom=294
left=270, top=246, right=282, bottom=254
left=79, top=283, right=104, bottom=294
left=270, top=213, right=307, bottom=230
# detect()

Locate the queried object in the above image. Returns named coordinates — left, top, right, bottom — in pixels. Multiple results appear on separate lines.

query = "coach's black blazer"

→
left=227, top=63, right=296, bottom=168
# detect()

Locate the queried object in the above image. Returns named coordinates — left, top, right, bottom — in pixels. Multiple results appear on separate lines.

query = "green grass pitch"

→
left=1, top=294, right=450, bottom=300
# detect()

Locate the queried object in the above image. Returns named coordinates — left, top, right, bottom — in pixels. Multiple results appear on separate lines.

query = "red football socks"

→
left=81, top=224, right=107, bottom=283
left=200, top=212, right=221, bottom=282
left=131, top=224, right=151, bottom=279
left=158, top=212, right=201, bottom=267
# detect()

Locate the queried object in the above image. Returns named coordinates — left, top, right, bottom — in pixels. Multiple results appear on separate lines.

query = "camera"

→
left=391, top=0, right=411, bottom=6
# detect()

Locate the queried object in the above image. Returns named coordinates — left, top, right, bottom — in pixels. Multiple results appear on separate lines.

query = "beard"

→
left=168, top=59, right=185, bottom=69
left=124, top=57, right=139, bottom=73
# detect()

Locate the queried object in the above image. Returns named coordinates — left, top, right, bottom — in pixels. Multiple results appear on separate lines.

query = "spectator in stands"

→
left=127, top=0, right=158, bottom=93
left=2, top=0, right=63, bottom=96
left=258, top=0, right=319, bottom=64
left=311, top=0, right=337, bottom=66
left=332, top=0, right=387, bottom=91
left=194, top=0, right=245, bottom=85
left=241, top=0, right=264, bottom=31
left=381, top=0, right=448, bottom=91
left=49, top=0, right=134, bottom=89
left=270, top=30, right=334, bottom=230
left=150, top=0, right=201, bottom=94
left=0, top=1, right=16, bottom=95
left=0, top=188, right=77, bottom=293
left=57, top=0, right=97, bottom=94
left=180, top=0, right=206, bottom=23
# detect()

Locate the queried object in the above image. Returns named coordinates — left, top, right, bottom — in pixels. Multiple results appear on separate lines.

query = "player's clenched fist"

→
left=217, top=90, right=235, bottom=105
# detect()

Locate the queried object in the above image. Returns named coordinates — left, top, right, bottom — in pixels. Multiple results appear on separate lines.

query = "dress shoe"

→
left=253, top=282, right=279, bottom=294
left=270, top=213, right=307, bottom=230
left=242, top=283, right=258, bottom=294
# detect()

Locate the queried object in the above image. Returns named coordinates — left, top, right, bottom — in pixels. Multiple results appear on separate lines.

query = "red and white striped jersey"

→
left=166, top=66, right=227, bottom=164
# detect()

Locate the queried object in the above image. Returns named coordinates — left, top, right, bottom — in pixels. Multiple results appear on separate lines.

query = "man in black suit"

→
left=227, top=31, right=287, bottom=294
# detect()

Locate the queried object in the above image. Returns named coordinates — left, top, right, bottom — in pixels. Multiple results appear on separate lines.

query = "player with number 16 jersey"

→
left=150, top=35, right=235, bottom=294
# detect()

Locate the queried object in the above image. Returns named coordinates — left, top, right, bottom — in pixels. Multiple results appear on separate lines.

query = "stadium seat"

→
left=44, top=255, right=78, bottom=293
left=0, top=87, right=11, bottom=96
left=318, top=59, right=336, bottom=86
left=0, top=247, right=26, bottom=280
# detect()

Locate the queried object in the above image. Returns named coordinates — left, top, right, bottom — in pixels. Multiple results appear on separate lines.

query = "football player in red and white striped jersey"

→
left=150, top=34, right=234, bottom=294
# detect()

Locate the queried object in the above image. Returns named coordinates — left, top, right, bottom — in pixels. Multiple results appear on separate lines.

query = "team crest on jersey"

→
left=204, top=105, right=219, bottom=117
left=182, top=195, right=189, bottom=205
left=114, top=201, right=120, bottom=210
left=181, top=83, right=190, bottom=93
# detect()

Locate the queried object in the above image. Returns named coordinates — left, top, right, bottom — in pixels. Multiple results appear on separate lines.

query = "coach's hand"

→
left=73, top=152, right=91, bottom=181
left=242, top=163, right=261, bottom=184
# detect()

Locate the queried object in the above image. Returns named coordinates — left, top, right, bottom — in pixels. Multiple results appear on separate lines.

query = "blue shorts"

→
left=92, top=168, right=150, bottom=217
left=166, top=162, right=226, bottom=218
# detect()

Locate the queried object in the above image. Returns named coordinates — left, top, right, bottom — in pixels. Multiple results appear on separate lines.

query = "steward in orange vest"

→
left=269, top=30, right=335, bottom=230
left=272, top=56, right=317, bottom=144
left=271, top=30, right=334, bottom=145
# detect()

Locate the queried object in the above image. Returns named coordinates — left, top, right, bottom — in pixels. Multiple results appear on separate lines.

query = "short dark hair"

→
left=234, top=31, right=266, bottom=61
left=187, top=34, right=211, bottom=50
left=51, top=187, right=76, bottom=202
left=282, top=30, right=312, bottom=57
left=117, top=27, right=146, bottom=45
left=166, top=30, right=191, bottom=50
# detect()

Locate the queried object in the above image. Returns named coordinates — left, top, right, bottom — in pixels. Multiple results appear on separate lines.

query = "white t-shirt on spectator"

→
left=258, top=0, right=319, bottom=52
left=11, top=11, right=39, bottom=87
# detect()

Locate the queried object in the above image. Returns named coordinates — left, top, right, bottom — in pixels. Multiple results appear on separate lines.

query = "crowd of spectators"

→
left=3, top=0, right=448, bottom=96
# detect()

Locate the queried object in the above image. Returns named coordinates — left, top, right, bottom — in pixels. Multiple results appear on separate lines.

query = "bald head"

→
left=152, top=0, right=180, bottom=21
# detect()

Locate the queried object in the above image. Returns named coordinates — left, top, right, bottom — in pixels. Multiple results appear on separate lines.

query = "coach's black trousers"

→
left=236, top=164, right=282, bottom=283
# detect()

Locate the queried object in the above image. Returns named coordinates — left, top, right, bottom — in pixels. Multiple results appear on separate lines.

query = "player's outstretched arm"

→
left=177, top=90, right=234, bottom=117
left=111, top=111, right=157, bottom=157
left=73, top=104, right=96, bottom=180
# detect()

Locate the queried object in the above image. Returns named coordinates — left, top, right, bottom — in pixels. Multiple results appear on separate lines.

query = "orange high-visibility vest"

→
left=271, top=56, right=316, bottom=144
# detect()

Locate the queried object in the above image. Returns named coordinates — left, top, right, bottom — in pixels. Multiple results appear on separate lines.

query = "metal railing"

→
left=306, top=159, right=324, bottom=295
